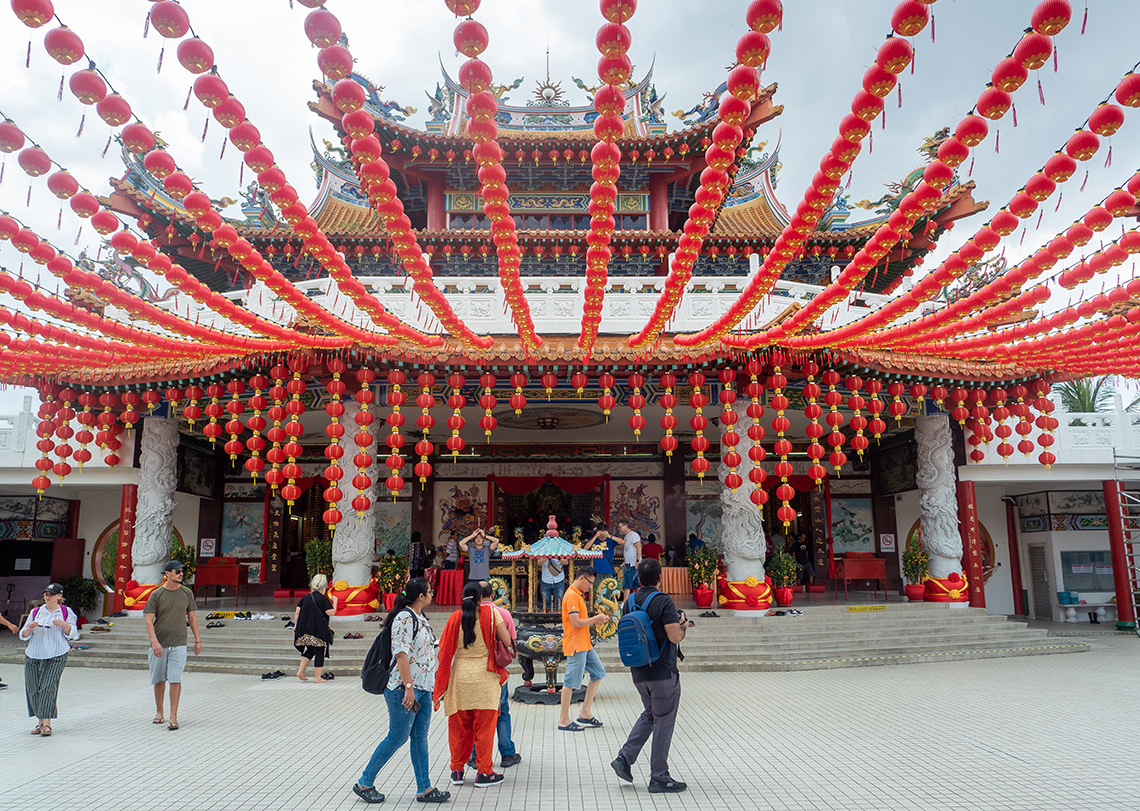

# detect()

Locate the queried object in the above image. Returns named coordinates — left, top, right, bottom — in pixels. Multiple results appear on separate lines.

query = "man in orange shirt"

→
left=557, top=565, right=610, bottom=732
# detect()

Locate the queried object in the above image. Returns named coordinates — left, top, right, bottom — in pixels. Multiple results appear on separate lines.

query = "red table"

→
left=436, top=569, right=465, bottom=606
left=193, top=559, right=250, bottom=606
left=833, top=554, right=888, bottom=600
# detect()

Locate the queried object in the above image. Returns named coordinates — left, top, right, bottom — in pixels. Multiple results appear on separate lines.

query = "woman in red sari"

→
left=433, top=581, right=512, bottom=788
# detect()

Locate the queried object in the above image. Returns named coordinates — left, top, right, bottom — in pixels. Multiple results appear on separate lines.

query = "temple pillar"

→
left=329, top=400, right=381, bottom=614
left=648, top=174, right=669, bottom=232
left=131, top=417, right=180, bottom=586
left=914, top=414, right=968, bottom=603
left=1103, top=480, right=1137, bottom=631
left=112, top=484, right=138, bottom=612
left=425, top=174, right=446, bottom=231
left=957, top=481, right=986, bottom=608
left=1004, top=499, right=1026, bottom=615
left=718, top=400, right=771, bottom=610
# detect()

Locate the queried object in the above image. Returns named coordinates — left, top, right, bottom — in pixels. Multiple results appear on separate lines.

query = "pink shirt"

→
left=487, top=602, right=516, bottom=640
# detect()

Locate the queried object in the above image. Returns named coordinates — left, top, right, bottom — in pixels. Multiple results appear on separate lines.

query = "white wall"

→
left=74, top=485, right=201, bottom=578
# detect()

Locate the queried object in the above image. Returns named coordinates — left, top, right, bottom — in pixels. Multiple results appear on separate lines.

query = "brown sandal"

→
left=31, top=724, right=42, bottom=735
left=40, top=725, right=52, bottom=737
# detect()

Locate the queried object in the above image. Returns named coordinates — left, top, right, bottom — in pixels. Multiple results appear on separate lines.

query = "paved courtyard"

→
left=0, top=629, right=1136, bottom=811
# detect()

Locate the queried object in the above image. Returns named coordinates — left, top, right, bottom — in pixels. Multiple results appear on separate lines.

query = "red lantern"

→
left=304, top=8, right=342, bottom=48
left=1014, top=32, right=1052, bottom=71
left=17, top=146, right=51, bottom=177
left=176, top=37, right=214, bottom=73
left=12, top=0, right=55, bottom=27
left=1065, top=130, right=1100, bottom=161
left=746, top=0, right=782, bottom=33
left=69, top=69, right=106, bottom=105
left=44, top=26, right=84, bottom=64
left=891, top=1, right=930, bottom=37
left=1116, top=73, right=1140, bottom=108
left=149, top=1, right=191, bottom=38
left=1031, top=0, right=1072, bottom=36
left=122, top=122, right=155, bottom=154
left=317, top=44, right=354, bottom=81
left=991, top=57, right=1028, bottom=92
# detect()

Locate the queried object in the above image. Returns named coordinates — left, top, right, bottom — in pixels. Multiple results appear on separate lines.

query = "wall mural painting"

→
left=609, top=481, right=662, bottom=538
left=436, top=484, right=488, bottom=550
left=686, top=498, right=723, bottom=549
left=220, top=501, right=265, bottom=581
left=831, top=498, right=875, bottom=553
left=374, top=499, right=412, bottom=555
left=906, top=518, right=996, bottom=582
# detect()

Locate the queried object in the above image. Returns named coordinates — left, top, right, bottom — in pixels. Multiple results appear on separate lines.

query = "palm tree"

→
left=1054, top=376, right=1114, bottom=413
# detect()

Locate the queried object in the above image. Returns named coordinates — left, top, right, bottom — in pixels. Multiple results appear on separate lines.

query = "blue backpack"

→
left=617, top=591, right=662, bottom=668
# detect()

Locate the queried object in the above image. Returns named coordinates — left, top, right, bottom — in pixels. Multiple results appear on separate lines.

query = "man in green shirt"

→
left=144, top=561, right=201, bottom=730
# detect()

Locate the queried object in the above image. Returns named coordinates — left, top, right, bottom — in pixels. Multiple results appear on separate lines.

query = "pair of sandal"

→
left=352, top=785, right=450, bottom=804
left=343, top=632, right=363, bottom=639
left=206, top=621, right=226, bottom=628
left=32, top=724, right=52, bottom=736
left=698, top=611, right=720, bottom=618
left=261, top=670, right=288, bottom=680
left=364, top=614, right=381, bottom=622
left=89, top=626, right=110, bottom=634
left=558, top=716, right=604, bottom=732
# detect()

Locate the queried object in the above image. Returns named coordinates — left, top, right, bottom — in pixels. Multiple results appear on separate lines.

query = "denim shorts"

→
left=563, top=648, right=605, bottom=690
left=148, top=645, right=188, bottom=684
left=622, top=565, right=640, bottom=591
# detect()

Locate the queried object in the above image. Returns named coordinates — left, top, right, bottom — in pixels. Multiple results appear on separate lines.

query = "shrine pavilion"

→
left=0, top=0, right=1138, bottom=629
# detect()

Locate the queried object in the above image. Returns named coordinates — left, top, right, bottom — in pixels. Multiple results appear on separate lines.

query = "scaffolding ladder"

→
left=1113, top=452, right=1140, bottom=637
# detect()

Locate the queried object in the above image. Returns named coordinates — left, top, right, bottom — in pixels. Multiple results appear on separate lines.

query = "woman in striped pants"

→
left=18, top=583, right=79, bottom=737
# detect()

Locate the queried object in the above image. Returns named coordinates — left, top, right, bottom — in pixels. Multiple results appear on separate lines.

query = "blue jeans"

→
left=359, top=687, right=432, bottom=793
left=469, top=683, right=516, bottom=759
left=540, top=580, right=564, bottom=611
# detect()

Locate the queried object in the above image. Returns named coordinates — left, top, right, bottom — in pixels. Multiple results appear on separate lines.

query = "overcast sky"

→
left=1, top=0, right=1138, bottom=411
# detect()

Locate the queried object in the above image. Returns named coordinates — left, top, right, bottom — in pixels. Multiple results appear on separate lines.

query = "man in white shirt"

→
left=616, top=519, right=642, bottom=599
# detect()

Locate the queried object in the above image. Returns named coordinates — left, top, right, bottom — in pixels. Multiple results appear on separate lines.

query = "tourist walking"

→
left=407, top=531, right=430, bottom=579
left=557, top=565, right=610, bottom=732
left=466, top=581, right=521, bottom=770
left=434, top=582, right=512, bottom=788
left=612, top=558, right=688, bottom=793
left=539, top=555, right=567, bottom=611
left=616, top=519, right=642, bottom=599
left=353, top=577, right=450, bottom=804
left=143, top=560, right=201, bottom=730
left=441, top=531, right=460, bottom=570
left=293, top=574, right=337, bottom=682
left=792, top=532, right=815, bottom=586
left=18, top=583, right=78, bottom=736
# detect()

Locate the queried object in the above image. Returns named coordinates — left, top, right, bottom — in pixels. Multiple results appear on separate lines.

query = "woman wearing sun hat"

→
left=18, top=583, right=79, bottom=736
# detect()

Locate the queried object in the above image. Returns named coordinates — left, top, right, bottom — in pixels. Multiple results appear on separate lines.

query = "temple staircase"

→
left=0, top=600, right=1087, bottom=676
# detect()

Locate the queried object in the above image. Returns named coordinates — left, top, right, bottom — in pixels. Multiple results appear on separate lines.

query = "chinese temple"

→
left=1, top=0, right=1138, bottom=627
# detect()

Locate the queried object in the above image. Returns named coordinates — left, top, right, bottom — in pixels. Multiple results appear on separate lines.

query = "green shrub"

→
left=305, top=539, right=333, bottom=581
left=170, top=536, right=197, bottom=583
left=61, top=575, right=100, bottom=617
left=686, top=545, right=719, bottom=589
left=767, top=549, right=799, bottom=589
left=902, top=539, right=929, bottom=585
left=379, top=554, right=409, bottom=593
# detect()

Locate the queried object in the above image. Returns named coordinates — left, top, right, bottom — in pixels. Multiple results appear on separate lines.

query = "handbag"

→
left=494, top=638, right=516, bottom=667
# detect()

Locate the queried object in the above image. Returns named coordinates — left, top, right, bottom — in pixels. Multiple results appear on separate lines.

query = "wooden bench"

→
left=833, top=554, right=888, bottom=601
left=193, top=558, right=250, bottom=606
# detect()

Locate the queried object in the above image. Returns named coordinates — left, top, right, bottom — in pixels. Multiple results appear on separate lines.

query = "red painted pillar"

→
left=425, top=174, right=446, bottom=231
left=112, top=484, right=138, bottom=612
left=649, top=174, right=669, bottom=232
left=1103, top=480, right=1137, bottom=631
left=957, top=481, right=986, bottom=608
left=1004, top=499, right=1026, bottom=615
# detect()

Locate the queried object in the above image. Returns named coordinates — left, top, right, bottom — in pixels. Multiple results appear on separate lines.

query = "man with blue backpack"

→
left=611, top=557, right=689, bottom=794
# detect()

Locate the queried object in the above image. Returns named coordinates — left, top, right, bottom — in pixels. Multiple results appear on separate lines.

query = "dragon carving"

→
left=719, top=400, right=767, bottom=581
left=914, top=415, right=962, bottom=577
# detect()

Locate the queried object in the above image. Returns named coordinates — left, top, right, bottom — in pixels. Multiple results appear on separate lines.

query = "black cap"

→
left=163, top=560, right=185, bottom=572
left=43, top=583, right=64, bottom=595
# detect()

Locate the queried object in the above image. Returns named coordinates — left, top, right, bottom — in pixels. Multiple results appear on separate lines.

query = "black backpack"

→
left=361, top=609, right=419, bottom=694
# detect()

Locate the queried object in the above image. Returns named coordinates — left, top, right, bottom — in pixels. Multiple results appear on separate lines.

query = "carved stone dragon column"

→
left=718, top=400, right=771, bottom=610
left=131, top=417, right=180, bottom=587
left=329, top=399, right=381, bottom=614
left=914, top=414, right=969, bottom=602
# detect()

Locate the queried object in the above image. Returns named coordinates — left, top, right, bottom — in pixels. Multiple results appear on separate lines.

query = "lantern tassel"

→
left=201, top=117, right=209, bottom=142
left=101, top=135, right=112, bottom=158
left=57, top=208, right=62, bottom=230
left=183, top=85, right=192, bottom=111
left=1081, top=1, right=1088, bottom=34
left=239, top=163, right=244, bottom=185
left=931, top=12, right=935, bottom=42
left=143, top=13, right=150, bottom=38
left=995, top=129, right=999, bottom=153
left=1079, top=169, right=1088, bottom=192
left=1053, top=46, right=1058, bottom=73
left=1104, top=144, right=1112, bottom=168
left=1054, top=190, right=1062, bottom=212
left=76, top=113, right=85, bottom=139
left=26, top=185, right=31, bottom=206
left=897, top=82, right=902, bottom=108
left=219, top=139, right=226, bottom=160
left=0, top=161, right=4, bottom=185
left=156, top=45, right=164, bottom=75
left=1036, top=208, right=1044, bottom=230
left=967, top=156, right=974, bottom=178
left=1012, top=102, right=1017, bottom=127
left=1038, top=77, right=1046, bottom=105
left=26, top=41, right=31, bottom=69
left=75, top=226, right=82, bottom=246
left=57, top=74, right=64, bottom=101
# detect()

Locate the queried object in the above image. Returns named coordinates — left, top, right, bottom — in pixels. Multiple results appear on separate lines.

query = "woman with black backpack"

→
left=352, top=577, right=450, bottom=804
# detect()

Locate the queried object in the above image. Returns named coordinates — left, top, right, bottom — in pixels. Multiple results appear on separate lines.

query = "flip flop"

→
left=576, top=716, right=604, bottom=728
left=167, top=722, right=179, bottom=731
left=558, top=722, right=583, bottom=732
left=152, top=716, right=165, bottom=724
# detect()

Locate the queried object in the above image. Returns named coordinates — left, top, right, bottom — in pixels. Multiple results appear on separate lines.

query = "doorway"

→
left=281, top=482, right=332, bottom=590
left=1028, top=545, right=1051, bottom=620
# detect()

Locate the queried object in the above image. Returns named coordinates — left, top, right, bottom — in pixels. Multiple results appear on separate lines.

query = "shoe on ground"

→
left=449, top=769, right=464, bottom=786
left=352, top=784, right=385, bottom=804
left=0, top=681, right=7, bottom=690
left=474, top=772, right=504, bottom=788
left=648, top=778, right=687, bottom=793
left=501, top=753, right=522, bottom=768
left=611, top=755, right=633, bottom=783
left=467, top=755, right=476, bottom=771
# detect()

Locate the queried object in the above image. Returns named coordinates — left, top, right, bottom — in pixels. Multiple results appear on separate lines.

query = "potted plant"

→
left=305, top=539, right=333, bottom=581
left=767, top=549, right=799, bottom=606
left=379, top=554, right=409, bottom=610
left=902, top=539, right=929, bottom=601
left=687, top=546, right=718, bottom=608
left=170, top=536, right=197, bottom=584
left=60, top=575, right=100, bottom=621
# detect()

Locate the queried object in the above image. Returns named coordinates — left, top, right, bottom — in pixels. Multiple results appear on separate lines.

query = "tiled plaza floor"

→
left=0, top=629, right=1137, bottom=811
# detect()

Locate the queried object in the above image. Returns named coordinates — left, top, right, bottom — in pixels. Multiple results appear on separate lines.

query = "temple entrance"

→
left=281, top=481, right=332, bottom=590
left=489, top=475, right=609, bottom=546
